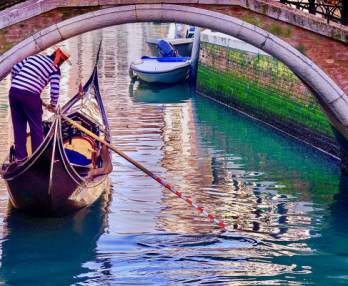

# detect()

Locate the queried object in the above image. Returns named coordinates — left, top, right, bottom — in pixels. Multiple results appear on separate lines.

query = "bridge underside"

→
left=0, top=2, right=348, bottom=165
left=0, top=2, right=347, bottom=93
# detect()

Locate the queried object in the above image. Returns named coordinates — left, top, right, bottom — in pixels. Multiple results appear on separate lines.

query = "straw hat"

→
left=53, top=47, right=72, bottom=66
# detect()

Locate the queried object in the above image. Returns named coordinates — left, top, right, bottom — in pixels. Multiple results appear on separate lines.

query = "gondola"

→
left=1, top=48, right=112, bottom=216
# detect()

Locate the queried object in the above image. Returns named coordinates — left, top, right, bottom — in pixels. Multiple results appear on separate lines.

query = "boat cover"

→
left=141, top=56, right=189, bottom=62
left=64, top=149, right=92, bottom=166
left=157, top=40, right=177, bottom=57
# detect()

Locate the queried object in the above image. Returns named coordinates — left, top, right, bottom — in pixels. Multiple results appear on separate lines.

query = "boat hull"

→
left=5, top=171, right=108, bottom=216
left=130, top=60, right=191, bottom=83
left=2, top=62, right=111, bottom=216
left=3, top=119, right=109, bottom=216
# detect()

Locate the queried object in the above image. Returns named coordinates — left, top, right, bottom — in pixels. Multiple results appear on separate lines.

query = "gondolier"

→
left=2, top=50, right=112, bottom=215
left=9, top=47, right=71, bottom=162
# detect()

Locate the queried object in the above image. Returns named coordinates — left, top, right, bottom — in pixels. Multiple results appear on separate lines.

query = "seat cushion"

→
left=64, top=148, right=92, bottom=166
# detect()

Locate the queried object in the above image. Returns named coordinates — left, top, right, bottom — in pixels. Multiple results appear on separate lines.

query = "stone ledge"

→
left=0, top=0, right=346, bottom=42
left=200, top=31, right=270, bottom=55
left=245, top=0, right=348, bottom=43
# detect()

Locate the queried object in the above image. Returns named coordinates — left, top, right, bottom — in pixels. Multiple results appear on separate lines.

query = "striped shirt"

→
left=11, top=54, right=61, bottom=107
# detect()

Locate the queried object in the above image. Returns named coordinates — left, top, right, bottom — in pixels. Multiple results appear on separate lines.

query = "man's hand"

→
left=47, top=104, right=57, bottom=113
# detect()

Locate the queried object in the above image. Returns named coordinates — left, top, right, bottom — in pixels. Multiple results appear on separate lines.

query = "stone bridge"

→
left=0, top=0, right=348, bottom=159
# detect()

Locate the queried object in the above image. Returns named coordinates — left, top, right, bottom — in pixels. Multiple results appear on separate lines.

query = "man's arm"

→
left=49, top=72, right=61, bottom=108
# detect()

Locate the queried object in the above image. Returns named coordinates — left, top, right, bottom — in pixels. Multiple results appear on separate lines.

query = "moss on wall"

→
left=196, top=40, right=340, bottom=156
left=197, top=64, right=334, bottom=138
left=267, top=23, right=292, bottom=37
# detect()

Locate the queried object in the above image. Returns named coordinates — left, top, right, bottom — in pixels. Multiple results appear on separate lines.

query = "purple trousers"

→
left=9, top=87, right=43, bottom=160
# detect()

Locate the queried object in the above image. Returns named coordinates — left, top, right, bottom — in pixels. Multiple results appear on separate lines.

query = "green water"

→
left=193, top=95, right=345, bottom=284
left=0, top=23, right=346, bottom=285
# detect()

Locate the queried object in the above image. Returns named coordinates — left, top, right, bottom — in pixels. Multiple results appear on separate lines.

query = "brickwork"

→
left=0, top=2, right=346, bottom=96
left=200, top=43, right=313, bottom=105
left=198, top=42, right=339, bottom=156
left=202, top=5, right=348, bottom=99
left=0, top=7, right=98, bottom=55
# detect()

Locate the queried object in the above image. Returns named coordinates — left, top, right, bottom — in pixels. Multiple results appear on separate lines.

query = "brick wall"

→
left=204, top=5, right=348, bottom=99
left=0, top=7, right=97, bottom=55
left=197, top=42, right=339, bottom=157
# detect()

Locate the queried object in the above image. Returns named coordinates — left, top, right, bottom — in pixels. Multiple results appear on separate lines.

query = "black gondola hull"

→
left=2, top=63, right=111, bottom=216
left=3, top=118, right=109, bottom=216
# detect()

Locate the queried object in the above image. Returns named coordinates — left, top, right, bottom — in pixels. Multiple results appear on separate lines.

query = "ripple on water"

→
left=89, top=232, right=311, bottom=285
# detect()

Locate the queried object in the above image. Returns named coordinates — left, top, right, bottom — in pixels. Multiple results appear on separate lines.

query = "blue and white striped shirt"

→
left=11, top=54, right=61, bottom=107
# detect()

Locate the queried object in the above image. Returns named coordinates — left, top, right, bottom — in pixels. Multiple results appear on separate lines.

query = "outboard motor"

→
left=186, top=26, right=195, bottom=38
left=157, top=40, right=177, bottom=57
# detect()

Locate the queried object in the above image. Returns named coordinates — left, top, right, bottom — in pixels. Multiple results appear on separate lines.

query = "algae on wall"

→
left=197, top=42, right=337, bottom=156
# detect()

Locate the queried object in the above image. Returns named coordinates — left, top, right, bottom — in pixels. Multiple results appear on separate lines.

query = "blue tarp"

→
left=65, top=148, right=92, bottom=166
left=141, top=56, right=189, bottom=62
left=157, top=40, right=177, bottom=57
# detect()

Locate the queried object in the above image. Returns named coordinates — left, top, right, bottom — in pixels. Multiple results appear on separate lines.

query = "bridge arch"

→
left=0, top=4, right=347, bottom=134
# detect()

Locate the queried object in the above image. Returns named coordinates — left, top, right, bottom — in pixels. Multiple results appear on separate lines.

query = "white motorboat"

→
left=129, top=57, right=191, bottom=84
left=129, top=39, right=191, bottom=84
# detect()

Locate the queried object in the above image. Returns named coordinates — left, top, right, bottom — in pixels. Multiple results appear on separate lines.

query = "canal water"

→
left=0, top=23, right=346, bottom=285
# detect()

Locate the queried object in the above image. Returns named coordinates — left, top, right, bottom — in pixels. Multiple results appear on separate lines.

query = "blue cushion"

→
left=156, top=57, right=189, bottom=62
left=65, top=148, right=92, bottom=166
left=142, top=57, right=189, bottom=62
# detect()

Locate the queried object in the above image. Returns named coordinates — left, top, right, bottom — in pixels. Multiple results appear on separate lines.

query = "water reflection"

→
left=0, top=187, right=111, bottom=285
left=192, top=96, right=338, bottom=240
left=129, top=81, right=194, bottom=104
left=331, top=174, right=348, bottom=234
left=0, top=22, right=346, bottom=284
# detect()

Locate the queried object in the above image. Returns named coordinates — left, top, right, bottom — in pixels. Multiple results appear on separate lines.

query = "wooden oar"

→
left=44, top=103, right=226, bottom=230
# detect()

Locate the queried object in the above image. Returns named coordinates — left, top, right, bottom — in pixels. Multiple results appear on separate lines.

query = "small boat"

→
left=129, top=39, right=191, bottom=84
left=1, top=48, right=112, bottom=216
left=130, top=57, right=191, bottom=84
left=146, top=38, right=194, bottom=57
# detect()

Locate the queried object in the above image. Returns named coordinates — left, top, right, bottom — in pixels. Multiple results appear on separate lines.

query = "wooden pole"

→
left=43, top=103, right=227, bottom=230
left=61, top=113, right=226, bottom=229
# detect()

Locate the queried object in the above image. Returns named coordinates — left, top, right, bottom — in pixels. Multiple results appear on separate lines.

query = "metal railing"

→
left=279, top=0, right=347, bottom=25
left=0, top=0, right=27, bottom=11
